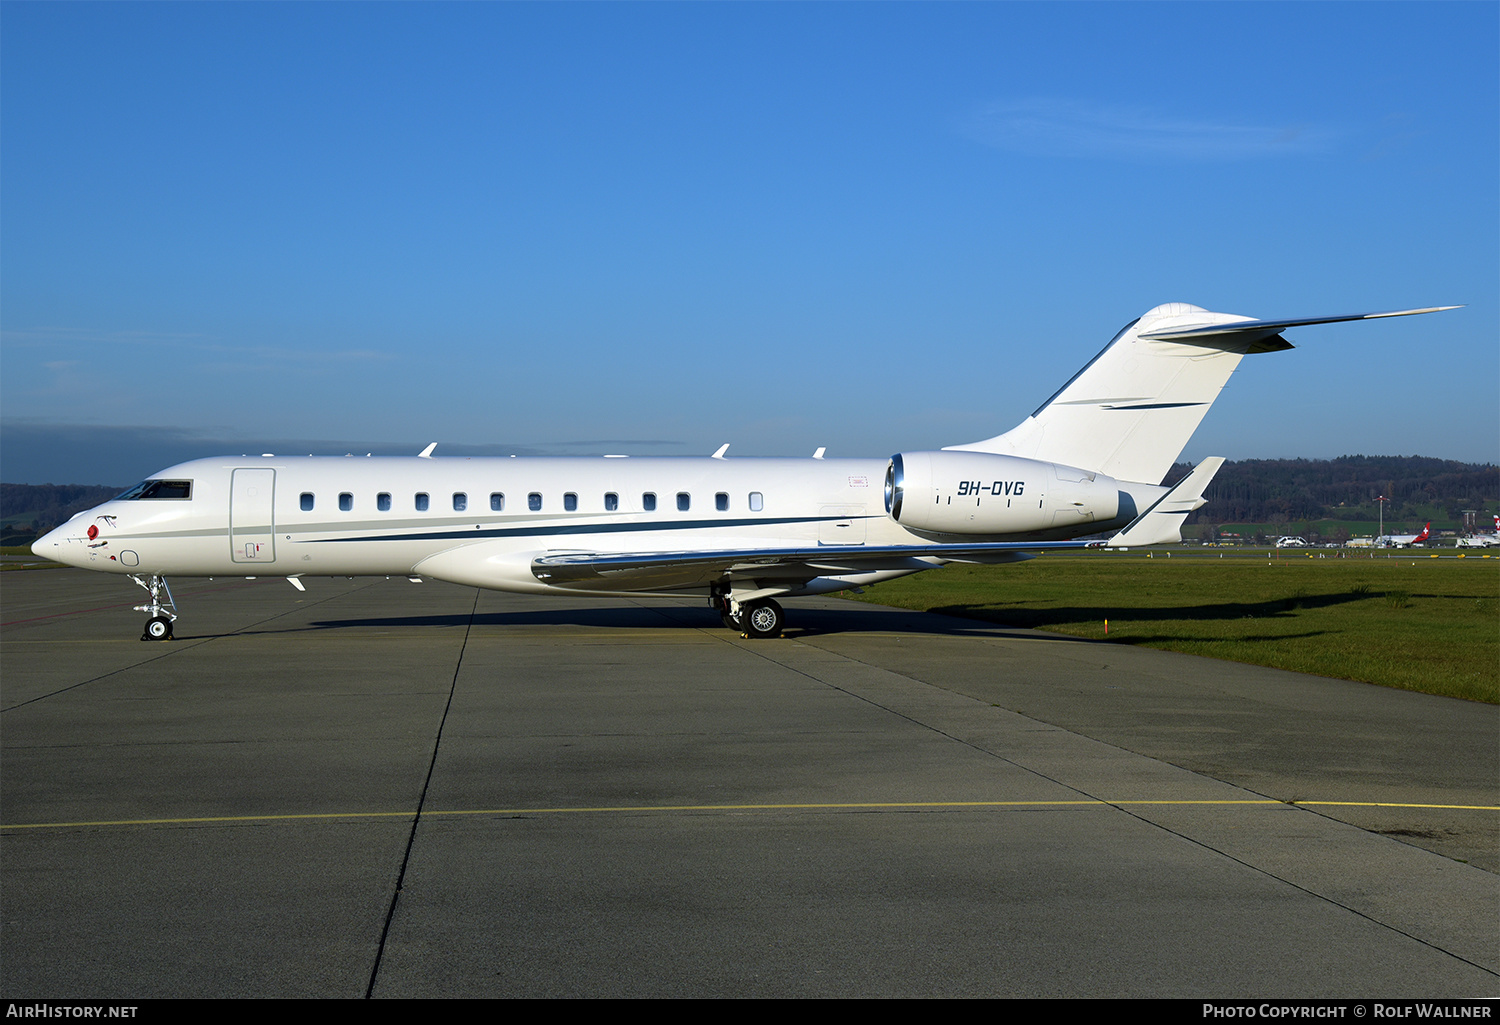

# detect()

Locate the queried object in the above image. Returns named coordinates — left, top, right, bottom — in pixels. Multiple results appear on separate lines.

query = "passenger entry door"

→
left=230, top=468, right=276, bottom=563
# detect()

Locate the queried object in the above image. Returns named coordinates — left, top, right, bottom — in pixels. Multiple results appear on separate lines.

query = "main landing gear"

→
left=130, top=574, right=178, bottom=641
left=740, top=599, right=784, bottom=639
left=710, top=589, right=784, bottom=639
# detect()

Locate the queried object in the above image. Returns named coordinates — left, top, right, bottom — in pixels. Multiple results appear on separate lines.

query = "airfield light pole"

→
left=1376, top=495, right=1388, bottom=543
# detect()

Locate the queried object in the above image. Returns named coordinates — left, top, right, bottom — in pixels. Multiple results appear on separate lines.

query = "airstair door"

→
left=230, top=468, right=276, bottom=564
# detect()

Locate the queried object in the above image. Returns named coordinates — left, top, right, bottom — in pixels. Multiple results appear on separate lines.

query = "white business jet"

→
left=33, top=302, right=1458, bottom=641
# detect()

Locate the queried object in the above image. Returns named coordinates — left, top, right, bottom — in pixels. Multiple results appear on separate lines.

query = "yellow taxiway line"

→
left=4, top=798, right=1496, bottom=831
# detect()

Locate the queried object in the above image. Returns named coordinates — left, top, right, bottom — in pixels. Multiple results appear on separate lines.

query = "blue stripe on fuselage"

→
left=303, top=514, right=867, bottom=544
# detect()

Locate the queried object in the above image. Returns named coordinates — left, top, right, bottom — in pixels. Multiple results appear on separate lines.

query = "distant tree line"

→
left=1, top=483, right=123, bottom=542
left=1164, top=456, right=1499, bottom=525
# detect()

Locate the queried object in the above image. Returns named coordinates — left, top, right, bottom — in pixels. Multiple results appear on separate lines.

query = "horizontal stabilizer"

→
left=1108, top=457, right=1225, bottom=547
left=1138, top=307, right=1461, bottom=343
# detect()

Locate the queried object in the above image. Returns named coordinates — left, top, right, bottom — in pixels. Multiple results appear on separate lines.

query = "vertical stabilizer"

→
left=945, top=303, right=1458, bottom=485
left=945, top=304, right=1272, bottom=484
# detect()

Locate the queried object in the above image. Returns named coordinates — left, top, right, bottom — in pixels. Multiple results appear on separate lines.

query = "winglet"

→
left=418, top=442, right=437, bottom=458
left=712, top=444, right=730, bottom=459
left=1109, top=457, right=1226, bottom=547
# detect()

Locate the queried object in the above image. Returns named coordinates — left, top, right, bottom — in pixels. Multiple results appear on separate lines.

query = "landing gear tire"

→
left=131, top=574, right=178, bottom=641
left=720, top=612, right=741, bottom=631
left=740, top=599, right=784, bottom=639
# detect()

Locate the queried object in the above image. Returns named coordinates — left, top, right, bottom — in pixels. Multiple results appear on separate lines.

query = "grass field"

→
left=847, top=551, right=1499, bottom=704
left=0, top=543, right=60, bottom=568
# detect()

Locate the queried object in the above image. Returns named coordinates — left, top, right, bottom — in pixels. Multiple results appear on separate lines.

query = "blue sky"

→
left=3, top=1, right=1496, bottom=485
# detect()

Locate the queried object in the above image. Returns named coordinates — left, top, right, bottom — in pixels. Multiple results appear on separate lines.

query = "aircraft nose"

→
left=32, top=525, right=59, bottom=557
left=32, top=523, right=76, bottom=564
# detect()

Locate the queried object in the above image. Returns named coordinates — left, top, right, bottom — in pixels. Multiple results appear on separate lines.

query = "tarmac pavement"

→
left=2, top=569, right=1495, bottom=997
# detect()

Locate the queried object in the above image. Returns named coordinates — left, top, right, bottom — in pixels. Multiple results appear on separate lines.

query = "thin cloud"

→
left=2, top=327, right=391, bottom=363
left=2, top=327, right=211, bottom=347
left=1362, top=110, right=1431, bottom=162
left=537, top=439, right=686, bottom=450
left=0, top=419, right=693, bottom=484
left=961, top=98, right=1333, bottom=161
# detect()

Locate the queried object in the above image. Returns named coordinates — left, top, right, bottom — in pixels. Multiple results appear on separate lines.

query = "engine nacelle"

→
left=885, top=451, right=1122, bottom=536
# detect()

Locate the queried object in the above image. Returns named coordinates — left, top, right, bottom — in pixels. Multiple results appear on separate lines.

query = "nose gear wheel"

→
left=130, top=574, right=178, bottom=641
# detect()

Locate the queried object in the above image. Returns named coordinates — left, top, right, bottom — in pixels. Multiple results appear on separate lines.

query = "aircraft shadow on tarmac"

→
left=236, top=588, right=1367, bottom=642
left=288, top=603, right=1041, bottom=639
left=919, top=587, right=1366, bottom=636
left=162, top=587, right=1378, bottom=645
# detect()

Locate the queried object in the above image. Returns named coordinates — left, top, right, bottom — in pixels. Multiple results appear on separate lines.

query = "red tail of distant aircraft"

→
left=1379, top=522, right=1430, bottom=548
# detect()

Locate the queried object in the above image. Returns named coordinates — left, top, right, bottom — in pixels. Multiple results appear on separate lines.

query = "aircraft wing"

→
left=530, top=539, right=1105, bottom=592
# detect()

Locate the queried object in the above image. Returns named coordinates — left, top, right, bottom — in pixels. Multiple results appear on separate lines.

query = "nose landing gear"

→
left=130, top=574, right=178, bottom=641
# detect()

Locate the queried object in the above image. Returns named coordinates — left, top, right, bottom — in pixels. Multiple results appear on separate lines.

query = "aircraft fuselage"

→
left=37, top=453, right=1145, bottom=597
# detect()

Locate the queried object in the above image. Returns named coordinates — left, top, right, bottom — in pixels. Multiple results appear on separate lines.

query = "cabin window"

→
left=749, top=492, right=764, bottom=512
left=453, top=492, right=467, bottom=512
left=339, top=492, right=353, bottom=512
left=377, top=493, right=391, bottom=512
left=564, top=492, right=578, bottom=512
left=677, top=492, right=690, bottom=511
left=716, top=492, right=729, bottom=512
left=415, top=493, right=430, bottom=512
left=300, top=493, right=314, bottom=512
left=604, top=492, right=618, bottom=511
left=490, top=493, right=504, bottom=512
left=117, top=479, right=193, bottom=501
left=642, top=493, right=657, bottom=511
left=528, top=492, right=542, bottom=512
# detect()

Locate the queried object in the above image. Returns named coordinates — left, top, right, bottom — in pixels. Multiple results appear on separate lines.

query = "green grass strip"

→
left=847, top=553, right=1499, bottom=703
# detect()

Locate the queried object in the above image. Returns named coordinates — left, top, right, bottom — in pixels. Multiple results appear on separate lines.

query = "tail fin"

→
left=1109, top=457, right=1225, bottom=547
left=1415, top=523, right=1430, bottom=544
left=946, top=303, right=1460, bottom=485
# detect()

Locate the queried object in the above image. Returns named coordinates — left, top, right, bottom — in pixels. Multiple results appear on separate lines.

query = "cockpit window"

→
left=116, top=479, right=193, bottom=500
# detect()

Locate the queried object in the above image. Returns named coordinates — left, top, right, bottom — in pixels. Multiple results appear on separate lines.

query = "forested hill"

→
left=1164, top=456, right=1499, bottom=526
left=1, top=483, right=123, bottom=542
